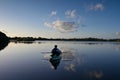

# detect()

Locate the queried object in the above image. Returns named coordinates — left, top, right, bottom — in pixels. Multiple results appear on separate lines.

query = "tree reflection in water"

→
left=61, top=47, right=104, bottom=79
left=0, top=41, right=9, bottom=51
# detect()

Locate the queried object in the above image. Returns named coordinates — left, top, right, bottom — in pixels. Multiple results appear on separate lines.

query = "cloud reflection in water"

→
left=61, top=47, right=104, bottom=79
left=61, top=47, right=86, bottom=72
left=88, top=71, right=103, bottom=79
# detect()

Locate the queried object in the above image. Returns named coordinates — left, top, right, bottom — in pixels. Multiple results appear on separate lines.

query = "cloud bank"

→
left=53, top=20, right=77, bottom=32
left=44, top=10, right=85, bottom=33
left=44, top=20, right=77, bottom=32
left=44, top=2, right=105, bottom=33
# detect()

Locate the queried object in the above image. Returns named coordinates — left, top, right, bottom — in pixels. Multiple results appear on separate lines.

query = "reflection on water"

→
left=43, top=47, right=86, bottom=71
left=61, top=47, right=86, bottom=72
left=116, top=45, right=120, bottom=51
left=88, top=70, right=103, bottom=79
left=11, top=41, right=35, bottom=44
left=49, top=55, right=62, bottom=70
left=0, top=41, right=120, bottom=80
left=0, top=41, right=9, bottom=51
left=113, top=44, right=120, bottom=51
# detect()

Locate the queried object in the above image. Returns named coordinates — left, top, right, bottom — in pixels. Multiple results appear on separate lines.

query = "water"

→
left=0, top=41, right=120, bottom=80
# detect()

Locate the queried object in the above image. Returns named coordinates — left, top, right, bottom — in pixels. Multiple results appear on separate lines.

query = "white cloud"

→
left=53, top=20, right=77, bottom=32
left=51, top=11, right=57, bottom=16
left=44, top=10, right=85, bottom=33
left=65, top=10, right=76, bottom=18
left=44, top=20, right=78, bottom=32
left=115, top=32, right=120, bottom=36
left=89, top=3, right=104, bottom=11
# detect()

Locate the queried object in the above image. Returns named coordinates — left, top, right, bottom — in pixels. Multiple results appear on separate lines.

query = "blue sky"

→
left=0, top=0, right=120, bottom=38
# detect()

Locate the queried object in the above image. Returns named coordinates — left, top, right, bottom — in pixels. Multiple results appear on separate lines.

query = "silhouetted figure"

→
left=49, top=55, right=62, bottom=70
left=51, top=45, right=62, bottom=57
left=50, top=45, right=62, bottom=70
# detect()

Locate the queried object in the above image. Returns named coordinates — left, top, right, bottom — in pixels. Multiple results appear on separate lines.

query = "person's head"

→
left=54, top=45, right=57, bottom=48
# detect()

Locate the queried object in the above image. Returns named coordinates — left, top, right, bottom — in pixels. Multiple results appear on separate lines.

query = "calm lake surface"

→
left=0, top=41, right=120, bottom=80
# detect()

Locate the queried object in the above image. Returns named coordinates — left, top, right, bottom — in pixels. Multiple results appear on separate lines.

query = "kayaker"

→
left=51, top=45, right=62, bottom=56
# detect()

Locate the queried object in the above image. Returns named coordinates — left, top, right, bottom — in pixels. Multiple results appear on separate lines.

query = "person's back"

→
left=51, top=45, right=61, bottom=56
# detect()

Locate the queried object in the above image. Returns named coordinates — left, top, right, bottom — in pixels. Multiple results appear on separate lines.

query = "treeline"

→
left=9, top=37, right=48, bottom=41
left=0, top=31, right=120, bottom=43
left=0, top=31, right=119, bottom=42
left=0, top=31, right=9, bottom=51
left=9, top=37, right=120, bottom=42
left=108, top=39, right=120, bottom=42
left=0, top=31, right=9, bottom=42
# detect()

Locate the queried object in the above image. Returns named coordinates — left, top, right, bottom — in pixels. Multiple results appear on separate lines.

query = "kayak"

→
left=50, top=55, right=62, bottom=60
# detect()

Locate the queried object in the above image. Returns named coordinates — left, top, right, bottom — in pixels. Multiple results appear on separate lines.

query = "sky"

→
left=0, top=0, right=120, bottom=39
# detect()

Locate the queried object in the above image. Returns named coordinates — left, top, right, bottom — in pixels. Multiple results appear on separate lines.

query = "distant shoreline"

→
left=9, top=37, right=120, bottom=42
left=0, top=31, right=118, bottom=42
